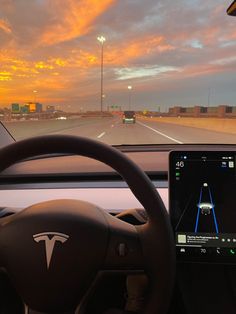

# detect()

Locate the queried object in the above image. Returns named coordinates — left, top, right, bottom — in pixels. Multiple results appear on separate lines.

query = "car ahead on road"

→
left=122, top=111, right=136, bottom=124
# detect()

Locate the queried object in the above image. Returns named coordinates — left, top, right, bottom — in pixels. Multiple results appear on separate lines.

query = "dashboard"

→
left=0, top=143, right=236, bottom=314
left=0, top=145, right=236, bottom=263
left=0, top=145, right=236, bottom=265
left=0, top=151, right=168, bottom=211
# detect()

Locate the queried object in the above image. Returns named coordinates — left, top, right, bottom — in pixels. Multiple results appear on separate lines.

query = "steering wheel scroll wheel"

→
left=0, top=135, right=175, bottom=314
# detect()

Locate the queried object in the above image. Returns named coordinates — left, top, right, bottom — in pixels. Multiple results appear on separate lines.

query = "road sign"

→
left=11, top=103, right=20, bottom=113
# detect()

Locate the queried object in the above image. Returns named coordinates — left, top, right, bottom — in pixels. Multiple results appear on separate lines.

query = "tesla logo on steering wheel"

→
left=33, top=232, right=69, bottom=269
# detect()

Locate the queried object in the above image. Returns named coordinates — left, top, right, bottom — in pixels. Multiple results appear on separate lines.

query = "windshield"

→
left=0, top=0, right=235, bottom=145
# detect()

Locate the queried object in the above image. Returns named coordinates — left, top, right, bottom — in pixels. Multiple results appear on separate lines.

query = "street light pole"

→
left=33, top=90, right=38, bottom=103
left=128, top=85, right=132, bottom=110
left=208, top=87, right=211, bottom=107
left=97, top=36, right=106, bottom=113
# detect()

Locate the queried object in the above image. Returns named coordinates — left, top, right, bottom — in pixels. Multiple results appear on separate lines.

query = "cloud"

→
left=104, top=35, right=175, bottom=66
left=40, top=0, right=115, bottom=45
left=0, top=71, right=12, bottom=81
left=115, top=66, right=180, bottom=80
left=188, top=40, right=204, bottom=49
left=0, top=19, right=12, bottom=34
left=0, top=0, right=235, bottom=108
left=211, top=56, right=236, bottom=66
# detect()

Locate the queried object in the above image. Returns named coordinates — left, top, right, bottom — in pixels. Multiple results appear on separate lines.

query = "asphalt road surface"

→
left=4, top=116, right=236, bottom=144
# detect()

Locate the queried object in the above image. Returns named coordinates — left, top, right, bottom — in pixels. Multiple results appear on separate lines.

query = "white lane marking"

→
left=97, top=132, right=106, bottom=139
left=137, top=121, right=183, bottom=144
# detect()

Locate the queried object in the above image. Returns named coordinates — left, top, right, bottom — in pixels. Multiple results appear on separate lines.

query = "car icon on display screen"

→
left=198, top=202, right=213, bottom=215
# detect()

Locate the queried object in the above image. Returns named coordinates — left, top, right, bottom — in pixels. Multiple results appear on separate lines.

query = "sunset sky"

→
left=0, top=0, right=235, bottom=111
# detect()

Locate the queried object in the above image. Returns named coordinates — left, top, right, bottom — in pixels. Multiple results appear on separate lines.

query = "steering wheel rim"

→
left=0, top=135, right=175, bottom=314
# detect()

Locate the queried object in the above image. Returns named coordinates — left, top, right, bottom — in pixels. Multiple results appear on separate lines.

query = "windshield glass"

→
left=0, top=0, right=235, bottom=145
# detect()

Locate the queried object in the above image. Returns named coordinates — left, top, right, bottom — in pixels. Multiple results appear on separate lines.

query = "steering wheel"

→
left=0, top=135, right=175, bottom=314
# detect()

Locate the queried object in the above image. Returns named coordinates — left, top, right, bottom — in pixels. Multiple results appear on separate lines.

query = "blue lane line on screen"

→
left=194, top=187, right=202, bottom=233
left=208, top=187, right=219, bottom=234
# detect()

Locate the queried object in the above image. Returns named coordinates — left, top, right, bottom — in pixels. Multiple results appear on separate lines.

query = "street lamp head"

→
left=128, top=85, right=132, bottom=90
left=97, top=36, right=106, bottom=44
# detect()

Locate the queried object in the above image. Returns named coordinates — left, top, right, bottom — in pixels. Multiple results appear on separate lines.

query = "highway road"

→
left=4, top=116, right=236, bottom=144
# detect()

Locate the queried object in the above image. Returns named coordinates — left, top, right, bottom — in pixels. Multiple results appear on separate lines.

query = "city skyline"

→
left=0, top=0, right=236, bottom=111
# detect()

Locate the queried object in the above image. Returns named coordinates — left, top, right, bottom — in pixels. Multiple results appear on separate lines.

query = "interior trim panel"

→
left=0, top=187, right=168, bottom=212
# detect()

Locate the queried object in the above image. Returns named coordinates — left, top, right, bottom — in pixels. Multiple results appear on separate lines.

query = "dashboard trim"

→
left=0, top=187, right=168, bottom=212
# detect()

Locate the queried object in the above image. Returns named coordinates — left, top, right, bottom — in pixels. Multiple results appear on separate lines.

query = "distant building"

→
left=46, top=105, right=55, bottom=113
left=35, top=103, right=43, bottom=113
left=26, top=102, right=43, bottom=113
left=168, top=105, right=236, bottom=118
left=29, top=102, right=36, bottom=113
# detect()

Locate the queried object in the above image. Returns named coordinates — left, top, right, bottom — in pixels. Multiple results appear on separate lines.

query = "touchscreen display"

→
left=169, top=151, right=236, bottom=263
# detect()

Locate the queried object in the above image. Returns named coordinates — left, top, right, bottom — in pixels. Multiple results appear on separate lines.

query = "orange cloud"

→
left=0, top=19, right=11, bottom=34
left=0, top=1, right=235, bottom=107
left=221, top=30, right=236, bottom=42
left=53, top=58, right=68, bottom=67
left=35, top=61, right=54, bottom=70
left=182, top=64, right=220, bottom=78
left=0, top=32, right=176, bottom=106
left=0, top=71, right=12, bottom=81
left=168, top=62, right=236, bottom=81
left=34, top=76, right=66, bottom=91
left=39, top=35, right=174, bottom=70
left=40, top=0, right=115, bottom=45
left=105, top=35, right=175, bottom=65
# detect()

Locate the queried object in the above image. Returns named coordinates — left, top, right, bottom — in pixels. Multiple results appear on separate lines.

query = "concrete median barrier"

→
left=138, top=116, right=236, bottom=135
